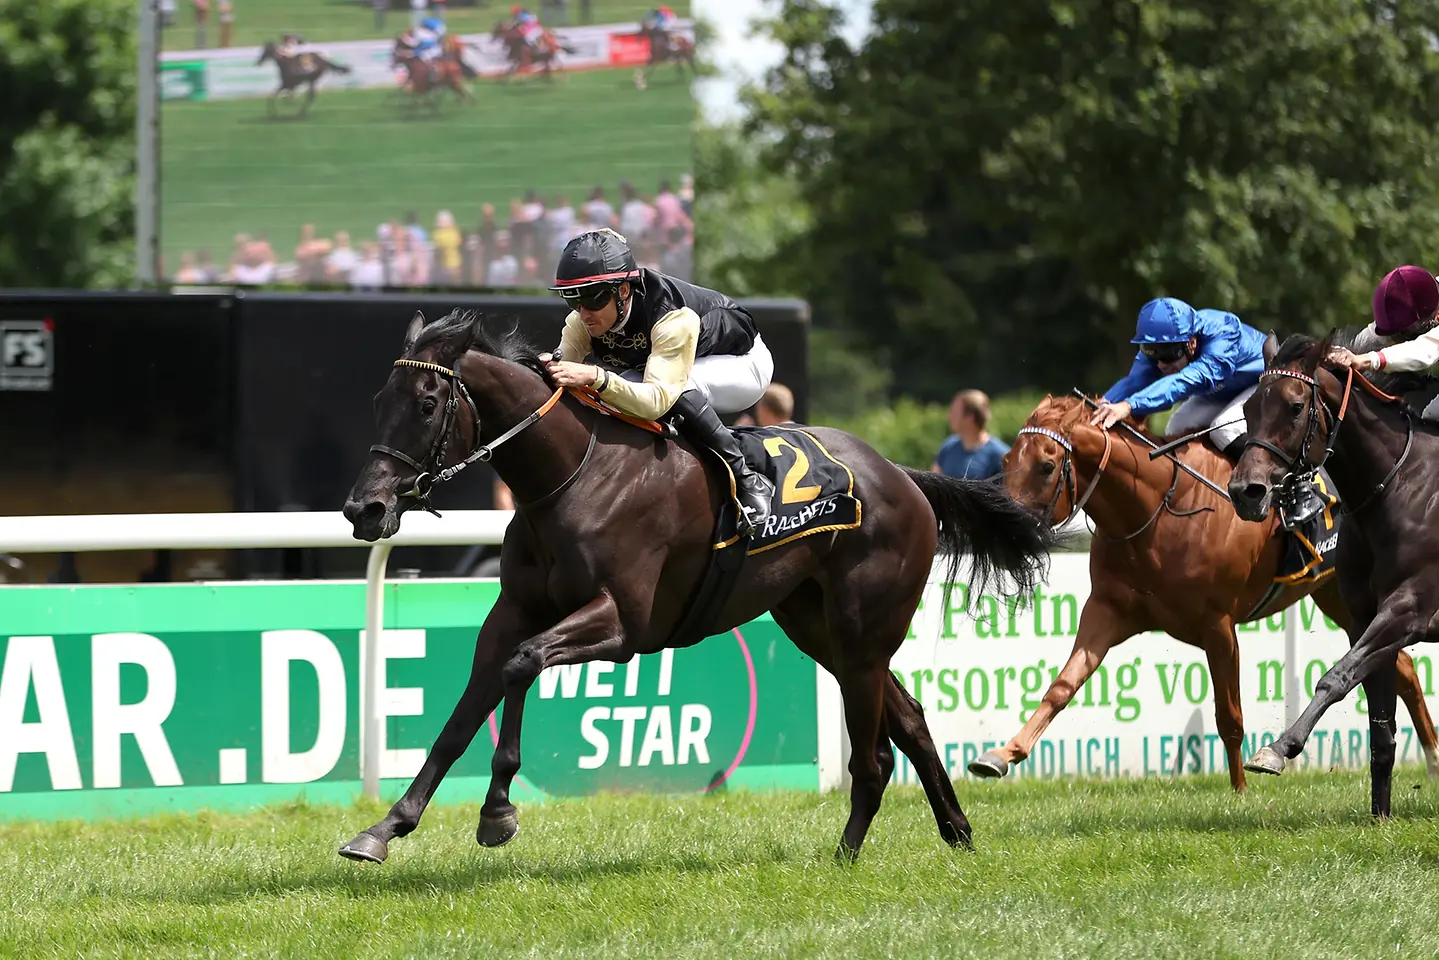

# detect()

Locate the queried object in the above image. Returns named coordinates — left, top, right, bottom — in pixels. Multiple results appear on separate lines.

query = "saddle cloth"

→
left=1273, top=468, right=1341, bottom=586
left=726, top=425, right=863, bottom=554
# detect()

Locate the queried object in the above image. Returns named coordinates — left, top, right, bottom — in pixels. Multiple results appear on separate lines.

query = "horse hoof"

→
left=477, top=810, right=519, bottom=848
left=1244, top=746, right=1287, bottom=776
left=1425, top=752, right=1439, bottom=780
left=967, top=751, right=1010, bottom=779
left=338, top=831, right=389, bottom=864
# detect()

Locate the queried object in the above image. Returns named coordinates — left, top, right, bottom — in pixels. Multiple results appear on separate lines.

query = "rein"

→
left=1016, top=421, right=1213, bottom=542
left=369, top=357, right=573, bottom=516
left=1246, top=365, right=1413, bottom=515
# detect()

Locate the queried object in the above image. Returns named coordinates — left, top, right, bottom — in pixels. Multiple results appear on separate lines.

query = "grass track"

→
left=5, top=771, right=1439, bottom=958
left=159, top=68, right=694, bottom=264
left=162, top=0, right=692, bottom=51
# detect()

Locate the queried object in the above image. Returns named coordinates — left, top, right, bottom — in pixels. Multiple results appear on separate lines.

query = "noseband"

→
left=1244, top=365, right=1411, bottom=515
left=1015, top=425, right=1112, bottom=526
left=369, top=358, right=565, bottom=516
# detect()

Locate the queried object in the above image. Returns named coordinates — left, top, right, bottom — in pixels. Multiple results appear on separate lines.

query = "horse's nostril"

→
left=346, top=500, right=385, bottom=526
left=1241, top=483, right=1267, bottom=503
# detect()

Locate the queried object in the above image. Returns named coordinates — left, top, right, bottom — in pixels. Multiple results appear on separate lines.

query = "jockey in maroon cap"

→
left=1330, top=265, right=1439, bottom=419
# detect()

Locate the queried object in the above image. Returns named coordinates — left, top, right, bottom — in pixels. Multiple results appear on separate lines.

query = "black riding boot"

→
left=671, top=389, right=775, bottom=536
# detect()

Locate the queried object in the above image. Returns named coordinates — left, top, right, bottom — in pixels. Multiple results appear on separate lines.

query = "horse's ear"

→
left=404, top=311, right=426, bottom=352
left=1263, top=330, right=1279, bottom=366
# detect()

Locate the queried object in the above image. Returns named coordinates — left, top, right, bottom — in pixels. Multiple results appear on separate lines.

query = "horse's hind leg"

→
left=884, top=674, right=972, bottom=848
left=774, top=588, right=971, bottom=850
left=1395, top=652, right=1439, bottom=777
left=1360, top=652, right=1400, bottom=819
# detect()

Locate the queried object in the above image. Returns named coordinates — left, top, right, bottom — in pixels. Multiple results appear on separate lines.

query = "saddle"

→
left=567, top=389, right=864, bottom=644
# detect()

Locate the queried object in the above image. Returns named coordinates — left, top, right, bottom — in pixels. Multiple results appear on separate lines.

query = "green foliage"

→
left=0, top=0, right=137, bottom=289
left=816, top=389, right=1049, bottom=468
left=744, top=0, right=1439, bottom=403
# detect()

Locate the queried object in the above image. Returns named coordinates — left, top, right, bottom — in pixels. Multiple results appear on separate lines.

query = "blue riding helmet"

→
left=421, top=17, right=445, bottom=33
left=1130, top=297, right=1198, bottom=344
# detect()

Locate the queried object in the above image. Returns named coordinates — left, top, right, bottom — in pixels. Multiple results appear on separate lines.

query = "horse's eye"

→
left=1039, top=461, right=1056, bottom=477
left=421, top=397, right=438, bottom=416
left=1289, top=400, right=1304, bottom=417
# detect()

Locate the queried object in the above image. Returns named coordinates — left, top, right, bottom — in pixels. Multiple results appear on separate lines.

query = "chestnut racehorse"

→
left=968, top=394, right=1439, bottom=799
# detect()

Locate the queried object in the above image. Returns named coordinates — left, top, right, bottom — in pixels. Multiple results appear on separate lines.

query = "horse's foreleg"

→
left=1248, top=600, right=1426, bottom=776
left=969, top=599, right=1129, bottom=778
left=1395, top=651, right=1439, bottom=777
left=478, top=593, right=628, bottom=848
left=301, top=81, right=317, bottom=118
left=1199, top=621, right=1246, bottom=793
left=337, top=595, right=530, bottom=864
left=1360, top=652, right=1400, bottom=819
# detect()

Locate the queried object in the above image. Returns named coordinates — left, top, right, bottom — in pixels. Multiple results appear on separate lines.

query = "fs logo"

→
left=0, top=319, right=54, bottom=391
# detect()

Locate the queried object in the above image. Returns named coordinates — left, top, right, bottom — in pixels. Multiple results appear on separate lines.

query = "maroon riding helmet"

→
left=1373, top=265, right=1439, bottom=337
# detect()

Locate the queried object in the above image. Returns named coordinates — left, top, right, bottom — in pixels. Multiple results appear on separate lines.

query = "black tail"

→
left=902, top=468, right=1055, bottom=602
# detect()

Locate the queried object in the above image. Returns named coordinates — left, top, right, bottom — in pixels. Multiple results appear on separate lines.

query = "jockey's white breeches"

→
left=614, top=334, right=774, bottom=415
left=1166, top=384, right=1257, bottom=451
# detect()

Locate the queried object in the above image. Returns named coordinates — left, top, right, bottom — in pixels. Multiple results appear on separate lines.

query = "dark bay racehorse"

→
left=257, top=40, right=352, bottom=118
left=1232, top=332, right=1439, bottom=818
left=391, top=43, right=471, bottom=107
left=490, top=22, right=576, bottom=80
left=634, top=27, right=695, bottom=89
left=338, top=309, right=1054, bottom=863
left=974, top=395, right=1439, bottom=794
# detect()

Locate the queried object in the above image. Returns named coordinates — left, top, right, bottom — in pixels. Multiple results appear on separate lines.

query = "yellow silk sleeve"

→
left=594, top=307, right=699, bottom=420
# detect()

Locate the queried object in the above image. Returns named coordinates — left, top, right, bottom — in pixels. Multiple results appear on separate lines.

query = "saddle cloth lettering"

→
left=728, top=425, right=863, bottom=554
left=1274, top=469, right=1341, bottom=586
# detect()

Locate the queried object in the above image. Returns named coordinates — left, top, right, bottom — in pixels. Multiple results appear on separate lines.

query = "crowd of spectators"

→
left=166, top=176, right=696, bottom=290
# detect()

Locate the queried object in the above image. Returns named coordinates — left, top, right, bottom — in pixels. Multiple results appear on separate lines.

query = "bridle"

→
left=1016, top=420, right=1214, bottom=541
left=369, top=357, right=570, bottom=516
left=1015, top=425, right=1112, bottom=528
left=1244, top=364, right=1412, bottom=515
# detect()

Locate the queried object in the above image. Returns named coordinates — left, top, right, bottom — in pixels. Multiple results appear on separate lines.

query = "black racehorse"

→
left=257, top=39, right=352, bottom=118
left=1231, top=330, right=1439, bottom=819
left=337, top=309, right=1055, bottom=864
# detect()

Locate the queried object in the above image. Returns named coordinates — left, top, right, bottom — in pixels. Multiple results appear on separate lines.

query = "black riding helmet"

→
left=549, top=228, right=643, bottom=304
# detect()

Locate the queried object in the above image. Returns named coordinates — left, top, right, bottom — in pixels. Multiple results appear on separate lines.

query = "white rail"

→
left=0, top=510, right=514, bottom=801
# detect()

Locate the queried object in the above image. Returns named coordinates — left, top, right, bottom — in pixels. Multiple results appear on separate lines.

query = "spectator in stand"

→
left=432, top=210, right=463, bottom=285
left=294, top=223, right=332, bottom=285
left=515, top=190, right=546, bottom=262
left=654, top=178, right=690, bottom=237
left=174, top=252, right=206, bottom=283
left=678, top=173, right=694, bottom=218
left=218, top=0, right=234, bottom=46
left=931, top=388, right=1010, bottom=481
left=487, top=231, right=518, bottom=286
left=193, top=0, right=209, bottom=48
left=520, top=255, right=541, bottom=287
left=660, top=224, right=691, bottom=279
left=618, top=179, right=654, bottom=242
left=547, top=194, right=576, bottom=255
left=231, top=240, right=277, bottom=286
left=350, top=242, right=385, bottom=290
left=195, top=247, right=218, bottom=282
left=403, top=210, right=428, bottom=248
left=325, top=230, right=360, bottom=282
left=583, top=186, right=615, bottom=229
left=373, top=0, right=390, bottom=30
left=388, top=224, right=415, bottom=285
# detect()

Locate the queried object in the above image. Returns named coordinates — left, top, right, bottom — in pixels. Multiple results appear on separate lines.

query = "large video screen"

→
left=157, top=0, right=695, bottom=289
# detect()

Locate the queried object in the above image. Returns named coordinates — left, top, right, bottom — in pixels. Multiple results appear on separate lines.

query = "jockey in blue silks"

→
left=1091, top=296, right=1325, bottom=526
left=1091, top=297, right=1267, bottom=457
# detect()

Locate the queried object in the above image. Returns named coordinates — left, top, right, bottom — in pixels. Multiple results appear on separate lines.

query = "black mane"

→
left=1273, top=326, right=1435, bottom=417
left=410, top=308, right=553, bottom=381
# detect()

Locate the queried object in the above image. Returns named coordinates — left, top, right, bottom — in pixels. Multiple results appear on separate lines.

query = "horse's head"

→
left=343, top=310, right=484, bottom=541
left=1230, top=331, right=1336, bottom=521
left=1002, top=395, right=1097, bottom=526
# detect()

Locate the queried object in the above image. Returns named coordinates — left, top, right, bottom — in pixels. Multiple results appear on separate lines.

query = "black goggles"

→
left=1140, top=342, right=1188, bottom=363
left=560, top=285, right=616, bottom=311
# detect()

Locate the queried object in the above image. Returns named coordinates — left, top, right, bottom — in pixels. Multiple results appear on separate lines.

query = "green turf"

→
left=162, top=0, right=693, bottom=52
left=158, top=68, right=694, bottom=265
left=4, top=771, right=1439, bottom=958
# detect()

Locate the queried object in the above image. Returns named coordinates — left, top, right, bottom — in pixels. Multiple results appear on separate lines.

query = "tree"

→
left=745, top=0, right=1439, bottom=401
left=0, top=0, right=137, bottom=289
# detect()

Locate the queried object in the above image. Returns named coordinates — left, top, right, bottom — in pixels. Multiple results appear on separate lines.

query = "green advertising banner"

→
left=0, top=581, right=819, bottom=821
left=159, top=61, right=207, bottom=102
